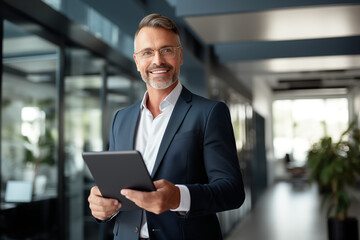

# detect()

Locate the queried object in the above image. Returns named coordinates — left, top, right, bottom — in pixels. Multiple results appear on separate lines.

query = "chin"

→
left=147, top=78, right=177, bottom=90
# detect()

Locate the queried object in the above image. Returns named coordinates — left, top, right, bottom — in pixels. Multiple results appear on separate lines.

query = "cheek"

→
left=134, top=56, right=140, bottom=71
left=137, top=62, right=148, bottom=73
left=175, top=57, right=183, bottom=69
left=168, top=60, right=180, bottom=71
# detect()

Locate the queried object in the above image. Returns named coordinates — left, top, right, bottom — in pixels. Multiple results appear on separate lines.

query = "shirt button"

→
left=134, top=226, right=139, bottom=233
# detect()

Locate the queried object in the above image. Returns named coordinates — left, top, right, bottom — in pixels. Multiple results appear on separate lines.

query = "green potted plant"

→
left=307, top=122, right=360, bottom=240
left=23, top=127, right=55, bottom=195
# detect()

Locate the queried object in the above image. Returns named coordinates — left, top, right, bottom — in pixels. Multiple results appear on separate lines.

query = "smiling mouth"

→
left=148, top=64, right=173, bottom=74
left=150, top=70, right=169, bottom=74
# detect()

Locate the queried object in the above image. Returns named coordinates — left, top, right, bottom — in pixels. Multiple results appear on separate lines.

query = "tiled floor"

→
left=225, top=181, right=360, bottom=240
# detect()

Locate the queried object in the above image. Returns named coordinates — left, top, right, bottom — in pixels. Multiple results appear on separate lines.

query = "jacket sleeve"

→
left=186, top=101, right=245, bottom=216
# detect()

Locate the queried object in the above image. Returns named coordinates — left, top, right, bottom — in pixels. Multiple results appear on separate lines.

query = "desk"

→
left=0, top=198, right=58, bottom=239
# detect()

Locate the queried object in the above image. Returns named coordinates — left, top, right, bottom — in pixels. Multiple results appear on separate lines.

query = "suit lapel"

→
left=128, top=103, right=141, bottom=150
left=151, top=87, right=192, bottom=178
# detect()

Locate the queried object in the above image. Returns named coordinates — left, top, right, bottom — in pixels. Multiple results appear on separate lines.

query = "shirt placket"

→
left=143, top=111, right=161, bottom=174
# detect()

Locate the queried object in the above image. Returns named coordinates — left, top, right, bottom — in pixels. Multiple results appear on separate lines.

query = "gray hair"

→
left=134, top=13, right=181, bottom=51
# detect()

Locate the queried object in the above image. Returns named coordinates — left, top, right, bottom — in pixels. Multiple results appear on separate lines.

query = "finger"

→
left=121, top=186, right=173, bottom=214
left=90, top=186, right=102, bottom=196
left=88, top=186, right=121, bottom=220
left=121, top=189, right=153, bottom=208
left=151, top=180, right=180, bottom=212
left=89, top=186, right=119, bottom=206
left=121, top=189, right=145, bottom=202
left=153, top=179, right=166, bottom=189
left=89, top=198, right=121, bottom=215
left=90, top=186, right=120, bottom=206
left=89, top=197, right=120, bottom=210
left=89, top=199, right=121, bottom=220
left=91, top=208, right=118, bottom=220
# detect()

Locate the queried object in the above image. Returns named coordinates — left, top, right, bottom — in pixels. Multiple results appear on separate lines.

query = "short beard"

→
left=143, top=75, right=178, bottom=90
left=141, top=64, right=179, bottom=90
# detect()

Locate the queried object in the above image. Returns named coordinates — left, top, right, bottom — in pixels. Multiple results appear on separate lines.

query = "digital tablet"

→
left=82, top=150, right=156, bottom=211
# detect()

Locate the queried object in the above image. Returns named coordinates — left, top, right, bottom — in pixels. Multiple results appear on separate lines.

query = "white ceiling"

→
left=185, top=5, right=360, bottom=43
left=227, top=55, right=360, bottom=73
left=183, top=4, right=360, bottom=91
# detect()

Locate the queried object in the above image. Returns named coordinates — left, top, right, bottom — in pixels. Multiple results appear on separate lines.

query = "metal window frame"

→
left=0, top=1, right=4, bottom=207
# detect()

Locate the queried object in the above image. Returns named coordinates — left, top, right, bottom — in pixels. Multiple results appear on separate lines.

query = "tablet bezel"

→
left=83, top=150, right=155, bottom=211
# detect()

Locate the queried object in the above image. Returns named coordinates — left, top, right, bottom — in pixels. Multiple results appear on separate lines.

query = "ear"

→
left=133, top=54, right=140, bottom=72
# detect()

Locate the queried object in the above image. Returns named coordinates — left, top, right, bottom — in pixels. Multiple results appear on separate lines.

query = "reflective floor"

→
left=226, top=181, right=360, bottom=240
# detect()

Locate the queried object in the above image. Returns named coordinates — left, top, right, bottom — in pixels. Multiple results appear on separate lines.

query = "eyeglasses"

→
left=134, top=46, right=182, bottom=60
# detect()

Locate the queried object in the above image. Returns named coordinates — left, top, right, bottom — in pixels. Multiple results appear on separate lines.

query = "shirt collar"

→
left=140, top=81, right=183, bottom=111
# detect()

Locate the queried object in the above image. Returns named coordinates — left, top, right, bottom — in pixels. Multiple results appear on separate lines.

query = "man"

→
left=88, top=13, right=245, bottom=240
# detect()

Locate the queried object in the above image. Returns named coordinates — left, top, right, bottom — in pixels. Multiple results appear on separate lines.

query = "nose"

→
left=152, top=50, right=165, bottom=65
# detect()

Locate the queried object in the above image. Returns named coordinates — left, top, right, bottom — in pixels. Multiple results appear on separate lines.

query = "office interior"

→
left=0, top=0, right=359, bottom=239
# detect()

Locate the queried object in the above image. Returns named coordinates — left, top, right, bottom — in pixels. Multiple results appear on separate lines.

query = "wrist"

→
left=172, top=186, right=181, bottom=209
left=170, top=185, right=191, bottom=212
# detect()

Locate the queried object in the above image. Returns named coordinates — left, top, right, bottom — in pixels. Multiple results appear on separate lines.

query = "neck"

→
left=146, top=81, right=178, bottom=118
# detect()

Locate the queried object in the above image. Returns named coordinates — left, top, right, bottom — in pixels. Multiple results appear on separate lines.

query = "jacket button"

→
left=134, top=226, right=139, bottom=233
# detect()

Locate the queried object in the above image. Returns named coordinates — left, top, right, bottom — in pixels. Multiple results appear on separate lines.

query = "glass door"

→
left=64, top=47, right=107, bottom=240
left=1, top=19, right=60, bottom=239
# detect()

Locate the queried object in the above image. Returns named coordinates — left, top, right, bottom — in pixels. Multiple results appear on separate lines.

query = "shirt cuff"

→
left=170, top=185, right=191, bottom=213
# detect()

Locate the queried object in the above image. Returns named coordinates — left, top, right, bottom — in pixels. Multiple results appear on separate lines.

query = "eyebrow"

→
left=138, top=45, right=177, bottom=52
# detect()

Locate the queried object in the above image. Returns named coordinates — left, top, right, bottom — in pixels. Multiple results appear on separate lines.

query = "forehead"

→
left=135, top=27, right=179, bottom=50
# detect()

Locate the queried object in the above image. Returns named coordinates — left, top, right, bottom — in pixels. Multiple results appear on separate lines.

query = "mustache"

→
left=147, top=63, right=173, bottom=72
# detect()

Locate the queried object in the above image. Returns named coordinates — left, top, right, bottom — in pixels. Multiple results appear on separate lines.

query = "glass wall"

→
left=1, top=20, right=60, bottom=238
left=106, top=68, right=133, bottom=133
left=273, top=98, right=349, bottom=163
left=63, top=50, right=141, bottom=239
left=0, top=13, right=139, bottom=240
left=64, top=47, right=107, bottom=240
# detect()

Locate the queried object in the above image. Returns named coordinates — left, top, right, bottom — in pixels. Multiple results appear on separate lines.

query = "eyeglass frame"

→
left=134, top=46, right=182, bottom=60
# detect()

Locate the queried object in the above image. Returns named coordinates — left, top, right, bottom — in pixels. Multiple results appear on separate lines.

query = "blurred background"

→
left=0, top=0, right=359, bottom=239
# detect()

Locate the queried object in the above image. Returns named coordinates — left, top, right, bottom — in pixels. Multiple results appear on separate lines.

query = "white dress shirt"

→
left=134, top=82, right=190, bottom=238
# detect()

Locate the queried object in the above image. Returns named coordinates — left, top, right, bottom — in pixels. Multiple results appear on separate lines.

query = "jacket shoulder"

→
left=181, top=87, right=224, bottom=110
left=113, top=101, right=140, bottom=118
left=189, top=92, right=229, bottom=114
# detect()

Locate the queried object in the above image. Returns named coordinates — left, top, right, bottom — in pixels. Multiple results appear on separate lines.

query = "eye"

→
left=141, top=50, right=154, bottom=57
left=161, top=47, right=174, bottom=54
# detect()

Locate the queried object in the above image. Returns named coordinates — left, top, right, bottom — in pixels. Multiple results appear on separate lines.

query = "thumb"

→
left=153, top=179, right=167, bottom=190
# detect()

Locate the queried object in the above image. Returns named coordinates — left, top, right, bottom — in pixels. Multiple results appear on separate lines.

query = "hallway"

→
left=226, top=181, right=360, bottom=240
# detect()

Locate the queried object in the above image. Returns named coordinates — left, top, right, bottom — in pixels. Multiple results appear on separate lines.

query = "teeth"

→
left=152, top=70, right=167, bottom=74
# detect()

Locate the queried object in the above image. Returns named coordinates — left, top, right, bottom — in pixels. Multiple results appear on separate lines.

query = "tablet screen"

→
left=83, top=150, right=155, bottom=211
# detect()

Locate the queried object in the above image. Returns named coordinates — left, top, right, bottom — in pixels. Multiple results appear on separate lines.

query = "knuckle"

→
left=96, top=213, right=106, bottom=220
left=91, top=210, right=101, bottom=219
left=89, top=202, right=94, bottom=210
left=95, top=197, right=103, bottom=205
left=101, top=212, right=109, bottom=219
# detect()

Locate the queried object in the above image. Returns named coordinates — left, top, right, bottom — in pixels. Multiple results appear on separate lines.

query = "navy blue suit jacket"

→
left=108, top=87, right=245, bottom=240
